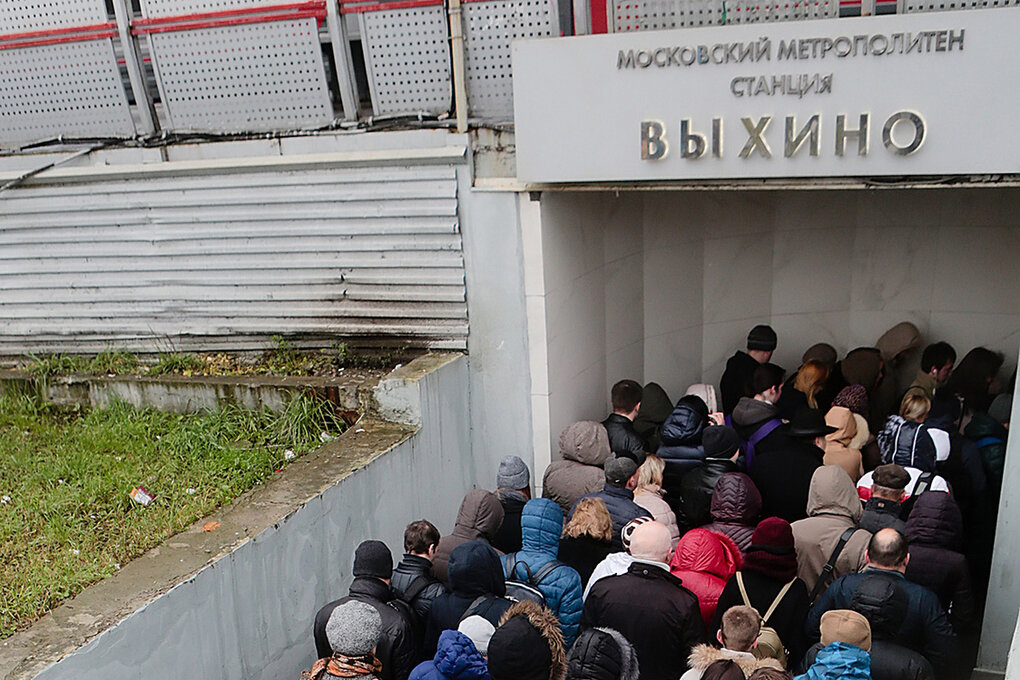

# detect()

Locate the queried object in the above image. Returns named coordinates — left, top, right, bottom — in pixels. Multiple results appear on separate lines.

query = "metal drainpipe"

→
left=448, top=0, right=469, bottom=133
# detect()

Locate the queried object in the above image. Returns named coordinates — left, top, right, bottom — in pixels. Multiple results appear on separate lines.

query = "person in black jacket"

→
left=720, top=325, right=777, bottom=416
left=602, top=380, right=648, bottom=463
left=712, top=517, right=810, bottom=668
left=314, top=540, right=417, bottom=680
left=657, top=396, right=710, bottom=502
left=807, top=529, right=956, bottom=675
left=391, top=520, right=447, bottom=656
left=747, top=407, right=827, bottom=524
left=492, top=455, right=531, bottom=554
left=570, top=456, right=652, bottom=551
left=567, top=627, right=641, bottom=680
left=676, top=426, right=741, bottom=530
left=581, top=521, right=704, bottom=680
left=860, top=464, right=909, bottom=534
left=425, top=539, right=512, bottom=657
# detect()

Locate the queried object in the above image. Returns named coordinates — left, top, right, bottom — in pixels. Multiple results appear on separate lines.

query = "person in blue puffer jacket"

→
left=503, top=498, right=584, bottom=647
left=796, top=610, right=872, bottom=680
left=410, top=629, right=489, bottom=680
left=657, top=395, right=710, bottom=499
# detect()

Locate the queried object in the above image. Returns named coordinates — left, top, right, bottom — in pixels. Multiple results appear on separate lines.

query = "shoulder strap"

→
left=975, top=436, right=1003, bottom=449
left=502, top=552, right=517, bottom=576
left=459, top=595, right=490, bottom=623
left=402, top=575, right=431, bottom=603
left=532, top=559, right=566, bottom=585
left=746, top=419, right=783, bottom=462
left=762, top=578, right=796, bottom=623
left=913, top=471, right=935, bottom=496
left=808, top=527, right=857, bottom=602
left=736, top=572, right=753, bottom=608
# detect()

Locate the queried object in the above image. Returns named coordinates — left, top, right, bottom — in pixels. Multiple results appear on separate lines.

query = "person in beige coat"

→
left=543, top=421, right=612, bottom=516
left=432, top=489, right=505, bottom=586
left=791, top=466, right=871, bottom=595
left=632, top=455, right=680, bottom=548
left=823, top=407, right=865, bottom=483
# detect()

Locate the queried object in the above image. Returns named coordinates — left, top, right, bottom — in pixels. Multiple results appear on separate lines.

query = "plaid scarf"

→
left=303, top=654, right=383, bottom=679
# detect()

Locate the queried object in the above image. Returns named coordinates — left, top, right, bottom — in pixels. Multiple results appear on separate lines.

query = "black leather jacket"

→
left=391, top=554, right=447, bottom=646
left=602, top=414, right=647, bottom=464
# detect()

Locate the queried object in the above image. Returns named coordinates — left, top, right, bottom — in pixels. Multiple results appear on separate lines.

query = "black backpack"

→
left=501, top=553, right=564, bottom=606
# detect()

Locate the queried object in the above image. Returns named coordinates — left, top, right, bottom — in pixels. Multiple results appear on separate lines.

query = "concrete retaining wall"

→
left=32, top=354, right=472, bottom=680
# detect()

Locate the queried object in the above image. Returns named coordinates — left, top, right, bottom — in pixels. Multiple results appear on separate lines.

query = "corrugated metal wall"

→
left=0, top=161, right=468, bottom=354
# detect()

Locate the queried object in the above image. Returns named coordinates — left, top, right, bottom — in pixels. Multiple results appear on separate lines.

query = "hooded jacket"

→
left=567, top=627, right=641, bottom=680
left=503, top=499, right=584, bottom=646
left=634, top=382, right=673, bottom=453
left=669, top=528, right=744, bottom=626
left=873, top=323, right=923, bottom=432
left=791, top=467, right=871, bottom=593
left=721, top=350, right=760, bottom=415
left=314, top=577, right=417, bottom=680
left=731, top=398, right=792, bottom=467
left=877, top=416, right=949, bottom=473
left=427, top=540, right=512, bottom=656
left=582, top=561, right=705, bottom=680
left=490, top=600, right=567, bottom=680
left=801, top=641, right=933, bottom=680
left=964, top=412, right=1008, bottom=484
left=823, top=407, right=865, bottom=482
left=903, top=492, right=978, bottom=634
left=702, top=472, right=762, bottom=552
left=679, top=644, right=784, bottom=680
left=433, top=490, right=506, bottom=586
left=657, top=399, right=708, bottom=481
left=795, top=642, right=871, bottom=680
left=544, top=422, right=612, bottom=517
left=410, top=630, right=490, bottom=680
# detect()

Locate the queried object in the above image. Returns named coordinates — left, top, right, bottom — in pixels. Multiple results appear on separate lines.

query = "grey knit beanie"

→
left=989, top=394, right=1013, bottom=425
left=497, top=455, right=530, bottom=490
left=326, top=600, right=382, bottom=657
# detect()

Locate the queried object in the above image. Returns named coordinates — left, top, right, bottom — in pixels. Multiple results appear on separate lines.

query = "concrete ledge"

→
left=0, top=352, right=470, bottom=680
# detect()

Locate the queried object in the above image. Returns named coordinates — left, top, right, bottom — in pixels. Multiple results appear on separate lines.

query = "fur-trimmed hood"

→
left=497, top=600, right=567, bottom=680
left=686, top=644, right=783, bottom=675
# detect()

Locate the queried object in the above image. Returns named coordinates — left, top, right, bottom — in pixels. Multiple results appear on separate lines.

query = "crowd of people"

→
left=305, top=323, right=1013, bottom=680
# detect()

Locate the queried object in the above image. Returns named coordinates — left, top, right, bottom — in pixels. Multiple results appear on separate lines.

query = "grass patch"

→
left=0, top=392, right=345, bottom=639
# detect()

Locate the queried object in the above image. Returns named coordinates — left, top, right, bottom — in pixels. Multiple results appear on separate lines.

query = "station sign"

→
left=512, top=8, right=1020, bottom=182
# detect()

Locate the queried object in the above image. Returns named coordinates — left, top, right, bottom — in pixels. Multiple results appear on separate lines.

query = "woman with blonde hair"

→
left=632, top=454, right=681, bottom=547
left=900, top=392, right=931, bottom=423
left=777, top=360, right=830, bottom=420
left=558, top=497, right=613, bottom=588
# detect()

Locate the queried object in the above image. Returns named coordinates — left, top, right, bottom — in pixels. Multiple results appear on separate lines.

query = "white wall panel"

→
left=0, top=163, right=467, bottom=354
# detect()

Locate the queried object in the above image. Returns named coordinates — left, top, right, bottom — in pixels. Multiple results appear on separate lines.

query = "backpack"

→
left=743, top=418, right=783, bottom=468
left=501, top=553, right=565, bottom=606
left=736, top=571, right=794, bottom=668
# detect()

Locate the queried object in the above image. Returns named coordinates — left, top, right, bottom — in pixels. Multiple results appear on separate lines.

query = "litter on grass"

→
left=129, top=486, right=154, bottom=506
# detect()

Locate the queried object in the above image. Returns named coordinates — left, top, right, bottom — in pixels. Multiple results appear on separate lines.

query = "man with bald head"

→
left=806, top=528, right=955, bottom=674
left=581, top=521, right=705, bottom=680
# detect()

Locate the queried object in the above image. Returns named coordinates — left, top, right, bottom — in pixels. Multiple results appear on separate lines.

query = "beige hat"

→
left=820, top=609, right=872, bottom=652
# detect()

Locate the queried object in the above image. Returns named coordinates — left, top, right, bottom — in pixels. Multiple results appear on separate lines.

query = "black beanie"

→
left=747, top=324, right=777, bottom=352
left=702, top=425, right=740, bottom=459
left=488, top=616, right=552, bottom=680
left=353, top=540, right=393, bottom=579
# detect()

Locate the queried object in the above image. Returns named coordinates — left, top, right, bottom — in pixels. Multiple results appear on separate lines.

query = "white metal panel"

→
left=0, top=0, right=135, bottom=145
left=359, top=5, right=453, bottom=115
left=463, top=0, right=559, bottom=122
left=0, top=163, right=467, bottom=353
left=140, top=0, right=334, bottom=132
left=612, top=0, right=834, bottom=31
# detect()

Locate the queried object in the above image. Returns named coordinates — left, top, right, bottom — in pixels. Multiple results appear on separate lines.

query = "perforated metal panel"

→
left=0, top=1, right=135, bottom=145
left=359, top=5, right=452, bottom=115
left=140, top=0, right=334, bottom=132
left=612, top=0, right=833, bottom=30
left=463, top=0, right=558, bottom=122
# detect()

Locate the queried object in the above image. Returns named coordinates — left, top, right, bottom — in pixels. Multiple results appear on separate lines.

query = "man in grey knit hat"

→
left=492, top=455, right=531, bottom=554
left=304, top=600, right=384, bottom=679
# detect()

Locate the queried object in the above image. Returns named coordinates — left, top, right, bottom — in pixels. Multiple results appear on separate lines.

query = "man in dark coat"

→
left=676, top=425, right=741, bottom=529
left=425, top=539, right=512, bottom=656
left=570, top=456, right=652, bottom=551
left=582, top=521, right=704, bottom=680
left=807, top=529, right=956, bottom=674
left=602, top=379, right=647, bottom=463
left=491, top=455, right=531, bottom=554
left=314, top=540, right=417, bottom=680
left=748, top=408, right=830, bottom=523
left=730, top=363, right=790, bottom=471
left=720, top=324, right=777, bottom=415
left=860, top=464, right=909, bottom=534
left=391, top=520, right=447, bottom=654
left=657, top=396, right=710, bottom=499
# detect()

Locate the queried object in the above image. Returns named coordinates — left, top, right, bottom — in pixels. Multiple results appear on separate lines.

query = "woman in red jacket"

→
left=669, top=528, right=743, bottom=626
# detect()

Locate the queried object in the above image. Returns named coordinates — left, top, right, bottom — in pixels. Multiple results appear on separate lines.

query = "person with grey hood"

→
left=567, top=627, right=640, bottom=680
left=792, top=467, right=871, bottom=597
left=544, top=422, right=613, bottom=517
left=433, top=490, right=505, bottom=586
